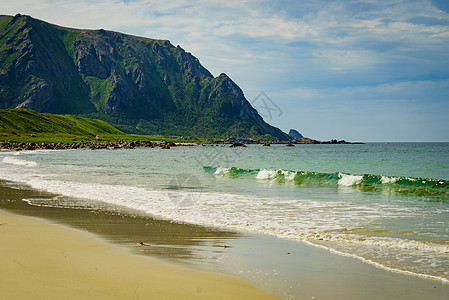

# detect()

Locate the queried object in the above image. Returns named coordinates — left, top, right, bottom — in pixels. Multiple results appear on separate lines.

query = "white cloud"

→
left=1, top=0, right=449, bottom=141
left=276, top=79, right=449, bottom=103
left=312, top=49, right=383, bottom=72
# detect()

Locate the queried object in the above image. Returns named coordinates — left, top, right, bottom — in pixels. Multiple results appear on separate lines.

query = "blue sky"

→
left=2, top=0, right=448, bottom=141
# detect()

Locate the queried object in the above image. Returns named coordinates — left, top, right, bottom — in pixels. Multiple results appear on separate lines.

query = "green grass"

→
left=0, top=108, right=199, bottom=143
left=60, top=30, right=80, bottom=54
left=85, top=76, right=113, bottom=109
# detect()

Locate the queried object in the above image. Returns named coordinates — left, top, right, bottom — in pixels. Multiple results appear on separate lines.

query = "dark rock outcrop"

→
left=17, top=79, right=54, bottom=111
left=103, top=75, right=134, bottom=115
left=288, top=129, right=303, bottom=139
left=230, top=142, right=246, bottom=148
left=0, top=140, right=185, bottom=151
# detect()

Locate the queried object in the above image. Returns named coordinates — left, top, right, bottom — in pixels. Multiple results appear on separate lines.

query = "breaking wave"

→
left=2, top=156, right=38, bottom=167
left=204, top=166, right=449, bottom=198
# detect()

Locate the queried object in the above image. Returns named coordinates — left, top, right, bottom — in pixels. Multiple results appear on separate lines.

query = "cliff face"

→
left=288, top=129, right=303, bottom=139
left=0, top=14, right=289, bottom=140
left=0, top=14, right=93, bottom=114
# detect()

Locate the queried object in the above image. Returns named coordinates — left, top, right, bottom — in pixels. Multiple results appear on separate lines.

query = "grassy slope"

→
left=0, top=108, right=195, bottom=143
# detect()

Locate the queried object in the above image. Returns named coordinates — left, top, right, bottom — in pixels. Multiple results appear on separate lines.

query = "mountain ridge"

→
left=0, top=14, right=290, bottom=141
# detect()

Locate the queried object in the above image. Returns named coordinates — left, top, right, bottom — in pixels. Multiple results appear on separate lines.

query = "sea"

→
left=1, top=142, right=448, bottom=284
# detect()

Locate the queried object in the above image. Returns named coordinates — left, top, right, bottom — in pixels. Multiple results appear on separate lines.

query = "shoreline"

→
left=1, top=180, right=449, bottom=299
left=0, top=209, right=281, bottom=300
left=0, top=138, right=363, bottom=151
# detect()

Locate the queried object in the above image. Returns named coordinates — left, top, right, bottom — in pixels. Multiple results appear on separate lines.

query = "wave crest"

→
left=204, top=166, right=449, bottom=198
left=2, top=156, right=38, bottom=167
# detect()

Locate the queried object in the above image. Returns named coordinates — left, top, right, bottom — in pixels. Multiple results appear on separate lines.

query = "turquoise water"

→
left=1, top=143, right=448, bottom=282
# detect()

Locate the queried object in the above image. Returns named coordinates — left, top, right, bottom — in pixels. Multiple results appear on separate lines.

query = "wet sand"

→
left=0, top=210, right=281, bottom=300
left=1, top=180, right=448, bottom=299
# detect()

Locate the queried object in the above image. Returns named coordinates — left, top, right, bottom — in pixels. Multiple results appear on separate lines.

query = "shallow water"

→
left=0, top=143, right=448, bottom=283
left=1, top=181, right=448, bottom=300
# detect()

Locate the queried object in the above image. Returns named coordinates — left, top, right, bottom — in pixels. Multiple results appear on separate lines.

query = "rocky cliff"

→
left=0, top=14, right=289, bottom=140
left=288, top=129, right=303, bottom=139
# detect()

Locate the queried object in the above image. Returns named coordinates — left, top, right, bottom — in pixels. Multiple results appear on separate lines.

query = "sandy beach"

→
left=0, top=171, right=449, bottom=300
left=0, top=210, right=281, bottom=300
left=1, top=179, right=449, bottom=299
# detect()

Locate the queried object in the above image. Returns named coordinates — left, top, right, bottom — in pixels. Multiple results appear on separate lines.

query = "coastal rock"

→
left=230, top=142, right=246, bottom=148
left=160, top=141, right=175, bottom=149
left=288, top=129, right=303, bottom=139
left=0, top=138, right=363, bottom=152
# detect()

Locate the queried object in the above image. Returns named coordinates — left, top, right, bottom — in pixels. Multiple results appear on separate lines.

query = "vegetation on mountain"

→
left=0, top=14, right=290, bottom=141
left=0, top=108, right=193, bottom=143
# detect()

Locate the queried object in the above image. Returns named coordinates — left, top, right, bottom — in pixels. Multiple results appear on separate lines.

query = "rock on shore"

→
left=0, top=140, right=174, bottom=151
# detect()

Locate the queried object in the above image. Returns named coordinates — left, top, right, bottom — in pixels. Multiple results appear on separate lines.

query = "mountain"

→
left=0, top=14, right=290, bottom=141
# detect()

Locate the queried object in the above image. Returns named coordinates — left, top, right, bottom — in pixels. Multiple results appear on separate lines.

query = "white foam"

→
left=1, top=155, right=448, bottom=284
left=338, top=173, right=363, bottom=186
left=2, top=156, right=38, bottom=167
left=255, top=169, right=296, bottom=181
left=301, top=239, right=449, bottom=284
left=314, top=233, right=449, bottom=254
left=214, top=167, right=230, bottom=175
left=381, top=176, right=398, bottom=184
left=280, top=169, right=296, bottom=181
left=256, top=169, right=277, bottom=180
left=2, top=172, right=448, bottom=283
left=15, top=149, right=57, bottom=155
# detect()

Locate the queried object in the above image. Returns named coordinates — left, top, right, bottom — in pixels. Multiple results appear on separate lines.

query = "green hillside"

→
left=0, top=108, right=163, bottom=143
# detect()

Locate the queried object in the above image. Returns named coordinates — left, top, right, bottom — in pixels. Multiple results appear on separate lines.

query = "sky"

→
left=1, top=0, right=449, bottom=141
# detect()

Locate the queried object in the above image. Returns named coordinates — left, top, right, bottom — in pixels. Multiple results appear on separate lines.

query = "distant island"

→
left=288, top=129, right=303, bottom=139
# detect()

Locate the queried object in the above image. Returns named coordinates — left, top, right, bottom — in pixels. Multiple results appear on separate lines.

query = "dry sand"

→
left=0, top=210, right=281, bottom=300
